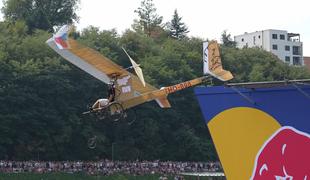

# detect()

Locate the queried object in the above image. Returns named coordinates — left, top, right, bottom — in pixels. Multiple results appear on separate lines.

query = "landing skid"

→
left=83, top=102, right=125, bottom=122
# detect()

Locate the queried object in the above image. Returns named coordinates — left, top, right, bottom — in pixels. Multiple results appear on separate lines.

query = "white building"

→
left=234, top=30, right=303, bottom=65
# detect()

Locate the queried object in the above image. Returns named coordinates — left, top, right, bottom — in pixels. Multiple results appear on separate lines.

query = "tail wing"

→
left=155, top=96, right=171, bottom=108
left=203, top=41, right=233, bottom=81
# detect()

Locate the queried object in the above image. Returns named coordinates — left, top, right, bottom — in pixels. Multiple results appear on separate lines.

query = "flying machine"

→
left=46, top=25, right=233, bottom=121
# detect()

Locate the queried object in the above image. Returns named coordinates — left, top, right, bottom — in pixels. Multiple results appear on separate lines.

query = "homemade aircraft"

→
left=46, top=25, right=233, bottom=121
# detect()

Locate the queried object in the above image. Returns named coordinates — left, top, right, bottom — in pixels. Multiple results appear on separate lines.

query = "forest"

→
left=0, top=0, right=309, bottom=161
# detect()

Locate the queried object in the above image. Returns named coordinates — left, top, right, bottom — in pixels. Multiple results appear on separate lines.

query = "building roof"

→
left=304, top=57, right=310, bottom=70
left=234, top=29, right=300, bottom=38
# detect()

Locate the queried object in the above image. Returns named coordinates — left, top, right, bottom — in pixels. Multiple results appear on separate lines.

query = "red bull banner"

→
left=194, top=85, right=310, bottom=180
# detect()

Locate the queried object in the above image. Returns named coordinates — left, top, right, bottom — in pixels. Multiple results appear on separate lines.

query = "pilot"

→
left=107, top=82, right=116, bottom=102
left=90, top=82, right=116, bottom=110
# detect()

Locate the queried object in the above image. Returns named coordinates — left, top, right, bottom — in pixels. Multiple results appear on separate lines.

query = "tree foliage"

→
left=1, top=0, right=310, bottom=162
left=133, top=0, right=163, bottom=37
left=1, top=0, right=79, bottom=32
left=221, top=30, right=236, bottom=48
left=167, top=9, right=189, bottom=39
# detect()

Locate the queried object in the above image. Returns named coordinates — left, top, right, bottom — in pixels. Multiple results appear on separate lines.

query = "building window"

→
left=241, top=38, right=244, bottom=42
left=285, top=45, right=290, bottom=51
left=272, top=34, right=277, bottom=39
left=285, top=56, right=290, bottom=63
left=272, top=44, right=278, bottom=50
left=280, top=34, right=285, bottom=40
left=253, top=36, right=256, bottom=45
left=258, top=35, right=261, bottom=39
left=293, top=46, right=300, bottom=55
left=293, top=57, right=301, bottom=65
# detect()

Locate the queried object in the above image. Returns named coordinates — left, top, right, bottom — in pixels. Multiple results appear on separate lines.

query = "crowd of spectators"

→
left=0, top=160, right=222, bottom=176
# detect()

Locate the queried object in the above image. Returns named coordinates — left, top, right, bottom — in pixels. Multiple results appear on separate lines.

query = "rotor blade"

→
left=122, top=48, right=146, bottom=87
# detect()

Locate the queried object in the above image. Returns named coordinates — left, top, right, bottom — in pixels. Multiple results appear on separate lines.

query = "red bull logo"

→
left=195, top=85, right=310, bottom=179
left=251, top=126, right=310, bottom=180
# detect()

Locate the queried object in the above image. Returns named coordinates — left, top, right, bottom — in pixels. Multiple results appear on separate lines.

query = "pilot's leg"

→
left=108, top=94, right=115, bottom=103
left=92, top=100, right=100, bottom=109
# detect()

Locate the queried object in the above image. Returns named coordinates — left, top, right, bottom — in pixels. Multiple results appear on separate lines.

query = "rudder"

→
left=203, top=41, right=233, bottom=81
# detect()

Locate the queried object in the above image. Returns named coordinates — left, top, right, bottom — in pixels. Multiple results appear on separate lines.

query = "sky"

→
left=0, top=0, right=309, bottom=55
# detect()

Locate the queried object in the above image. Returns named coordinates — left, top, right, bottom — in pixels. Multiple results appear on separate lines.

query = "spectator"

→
left=0, top=160, right=222, bottom=176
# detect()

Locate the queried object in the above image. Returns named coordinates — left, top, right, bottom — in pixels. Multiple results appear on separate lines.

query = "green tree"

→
left=134, top=0, right=163, bottom=36
left=221, top=30, right=236, bottom=48
left=1, top=0, right=79, bottom=32
left=1, top=16, right=310, bottom=161
left=167, top=9, right=189, bottom=39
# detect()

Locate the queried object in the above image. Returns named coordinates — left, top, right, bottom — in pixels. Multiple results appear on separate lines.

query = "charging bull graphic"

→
left=251, top=127, right=310, bottom=180
left=194, top=85, right=310, bottom=180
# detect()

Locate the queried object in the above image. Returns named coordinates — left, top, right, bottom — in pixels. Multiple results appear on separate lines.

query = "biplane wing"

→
left=46, top=25, right=157, bottom=105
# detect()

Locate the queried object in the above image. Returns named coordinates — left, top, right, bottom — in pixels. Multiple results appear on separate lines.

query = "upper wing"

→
left=46, top=25, right=157, bottom=100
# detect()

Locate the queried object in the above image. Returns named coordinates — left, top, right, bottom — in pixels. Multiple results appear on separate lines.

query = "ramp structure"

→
left=194, top=84, right=310, bottom=180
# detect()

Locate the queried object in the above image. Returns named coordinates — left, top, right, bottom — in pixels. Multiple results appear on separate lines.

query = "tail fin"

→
left=155, top=95, right=171, bottom=108
left=53, top=25, right=71, bottom=49
left=203, top=41, right=233, bottom=81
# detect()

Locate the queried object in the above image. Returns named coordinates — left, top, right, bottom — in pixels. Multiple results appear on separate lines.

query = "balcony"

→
left=293, top=46, right=301, bottom=55
left=288, top=33, right=300, bottom=42
left=293, top=57, right=302, bottom=65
